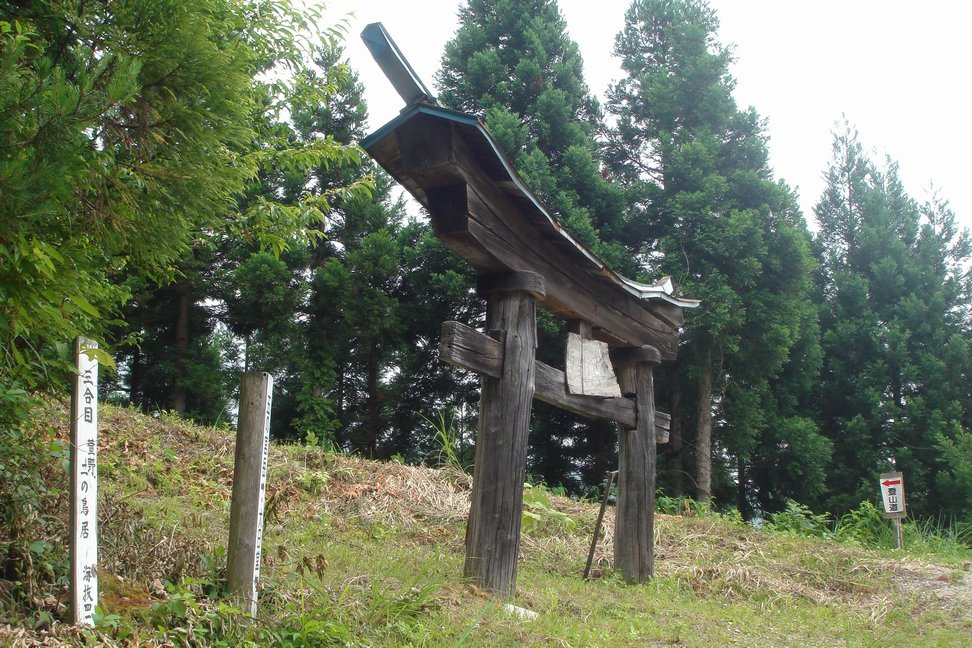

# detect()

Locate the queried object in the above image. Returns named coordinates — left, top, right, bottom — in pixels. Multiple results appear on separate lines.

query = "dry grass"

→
left=100, top=405, right=971, bottom=623
left=3, top=399, right=970, bottom=646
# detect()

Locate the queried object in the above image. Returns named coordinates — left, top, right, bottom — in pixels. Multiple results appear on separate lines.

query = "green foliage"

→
left=656, top=493, right=708, bottom=517
left=438, top=0, right=629, bottom=268
left=521, top=482, right=575, bottom=534
left=1, top=0, right=369, bottom=411
left=0, top=394, right=68, bottom=617
left=813, top=122, right=972, bottom=519
left=297, top=470, right=330, bottom=495
left=608, top=0, right=821, bottom=508
left=832, top=501, right=892, bottom=547
left=766, top=500, right=834, bottom=539
left=935, top=425, right=972, bottom=517
left=764, top=499, right=972, bottom=556
left=423, top=410, right=470, bottom=472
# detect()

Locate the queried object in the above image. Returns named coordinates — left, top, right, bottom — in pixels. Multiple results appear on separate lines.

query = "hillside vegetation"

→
left=1, top=400, right=971, bottom=646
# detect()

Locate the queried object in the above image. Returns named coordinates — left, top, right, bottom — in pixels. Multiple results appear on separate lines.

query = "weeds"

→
left=765, top=498, right=972, bottom=557
left=766, top=500, right=834, bottom=538
left=522, top=482, right=575, bottom=534
left=0, top=394, right=69, bottom=621
left=422, top=410, right=469, bottom=472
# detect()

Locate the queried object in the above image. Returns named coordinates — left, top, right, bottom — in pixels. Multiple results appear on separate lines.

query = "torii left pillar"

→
left=464, top=271, right=544, bottom=598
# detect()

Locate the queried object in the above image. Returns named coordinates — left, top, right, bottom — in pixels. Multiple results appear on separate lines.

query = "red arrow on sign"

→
left=882, top=479, right=902, bottom=487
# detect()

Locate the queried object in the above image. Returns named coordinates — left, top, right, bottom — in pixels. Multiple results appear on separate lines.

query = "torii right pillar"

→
left=612, top=345, right=661, bottom=583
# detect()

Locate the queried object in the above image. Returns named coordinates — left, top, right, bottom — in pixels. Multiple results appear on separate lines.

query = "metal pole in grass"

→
left=879, top=472, right=907, bottom=550
left=584, top=471, right=617, bottom=580
left=227, top=372, right=273, bottom=616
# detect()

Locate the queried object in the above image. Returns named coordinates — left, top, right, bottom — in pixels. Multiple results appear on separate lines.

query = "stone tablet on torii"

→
left=360, top=23, right=698, bottom=597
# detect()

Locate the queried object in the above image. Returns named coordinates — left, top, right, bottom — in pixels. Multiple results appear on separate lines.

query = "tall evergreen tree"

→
left=291, top=44, right=478, bottom=457
left=436, top=0, right=633, bottom=493
left=814, top=123, right=972, bottom=518
left=437, top=0, right=628, bottom=269
left=0, top=0, right=364, bottom=397
left=102, top=8, right=370, bottom=426
left=607, top=0, right=822, bottom=508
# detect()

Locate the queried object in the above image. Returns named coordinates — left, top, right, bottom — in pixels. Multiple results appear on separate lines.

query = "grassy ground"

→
left=1, top=400, right=970, bottom=646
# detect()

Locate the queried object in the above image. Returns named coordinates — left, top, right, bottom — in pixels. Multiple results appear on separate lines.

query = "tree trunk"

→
left=736, top=454, right=749, bottom=520
left=129, top=345, right=143, bottom=407
left=695, top=347, right=713, bottom=503
left=170, top=289, right=190, bottom=413
left=669, top=380, right=684, bottom=497
left=366, top=343, right=380, bottom=458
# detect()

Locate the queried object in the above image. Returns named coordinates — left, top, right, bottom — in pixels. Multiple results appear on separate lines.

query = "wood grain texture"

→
left=439, top=321, right=670, bottom=440
left=477, top=270, right=546, bottom=300
left=614, top=362, right=657, bottom=583
left=379, top=114, right=683, bottom=358
left=463, top=288, right=538, bottom=598
left=565, top=332, right=622, bottom=397
left=227, top=373, right=273, bottom=616
left=439, top=321, right=503, bottom=379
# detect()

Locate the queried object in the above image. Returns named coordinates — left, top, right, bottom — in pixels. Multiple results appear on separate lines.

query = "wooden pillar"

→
left=227, top=372, right=273, bottom=616
left=464, top=271, right=544, bottom=598
left=611, top=345, right=661, bottom=583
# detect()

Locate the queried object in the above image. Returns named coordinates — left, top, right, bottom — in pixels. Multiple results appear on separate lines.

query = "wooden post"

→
left=584, top=470, right=617, bottom=580
left=227, top=372, right=273, bottom=616
left=611, top=346, right=661, bottom=583
left=464, top=272, right=544, bottom=598
left=70, top=337, right=99, bottom=625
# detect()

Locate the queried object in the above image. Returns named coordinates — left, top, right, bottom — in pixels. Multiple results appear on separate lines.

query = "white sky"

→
left=327, top=0, right=971, bottom=230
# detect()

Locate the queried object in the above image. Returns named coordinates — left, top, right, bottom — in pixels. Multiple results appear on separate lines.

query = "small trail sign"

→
left=70, top=337, right=99, bottom=625
left=879, top=472, right=906, bottom=519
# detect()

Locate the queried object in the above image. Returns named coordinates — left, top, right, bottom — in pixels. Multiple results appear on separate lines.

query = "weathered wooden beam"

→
left=360, top=23, right=436, bottom=106
left=438, top=321, right=671, bottom=440
left=464, top=274, right=540, bottom=598
left=477, top=271, right=546, bottom=300
left=227, top=372, right=274, bottom=616
left=439, top=321, right=503, bottom=379
left=429, top=180, right=681, bottom=360
left=363, top=110, right=685, bottom=358
left=612, top=349, right=659, bottom=583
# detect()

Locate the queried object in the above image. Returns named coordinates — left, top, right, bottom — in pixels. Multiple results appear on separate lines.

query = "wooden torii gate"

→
left=361, top=24, right=698, bottom=597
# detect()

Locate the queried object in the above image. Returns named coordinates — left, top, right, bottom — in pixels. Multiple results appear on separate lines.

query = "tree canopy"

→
left=2, top=0, right=971, bottom=529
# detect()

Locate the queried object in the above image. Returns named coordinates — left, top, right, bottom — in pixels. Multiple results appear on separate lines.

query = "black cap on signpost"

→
left=361, top=23, right=437, bottom=107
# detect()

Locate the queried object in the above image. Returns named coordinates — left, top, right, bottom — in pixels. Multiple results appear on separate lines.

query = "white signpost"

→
left=879, top=471, right=906, bottom=549
left=70, top=337, right=99, bottom=625
left=227, top=372, right=274, bottom=616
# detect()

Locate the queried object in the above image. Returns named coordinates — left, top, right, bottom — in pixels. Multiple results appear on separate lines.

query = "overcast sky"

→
left=326, top=0, right=971, bottom=230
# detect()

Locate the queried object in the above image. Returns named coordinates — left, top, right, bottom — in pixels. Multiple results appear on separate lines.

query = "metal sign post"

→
left=70, top=337, right=99, bottom=625
left=879, top=471, right=906, bottom=549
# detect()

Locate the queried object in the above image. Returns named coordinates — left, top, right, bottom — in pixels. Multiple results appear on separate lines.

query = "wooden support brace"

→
left=439, top=321, right=670, bottom=440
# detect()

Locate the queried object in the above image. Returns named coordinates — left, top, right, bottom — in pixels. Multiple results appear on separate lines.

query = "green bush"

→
left=0, top=391, right=69, bottom=619
left=765, top=500, right=834, bottom=538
